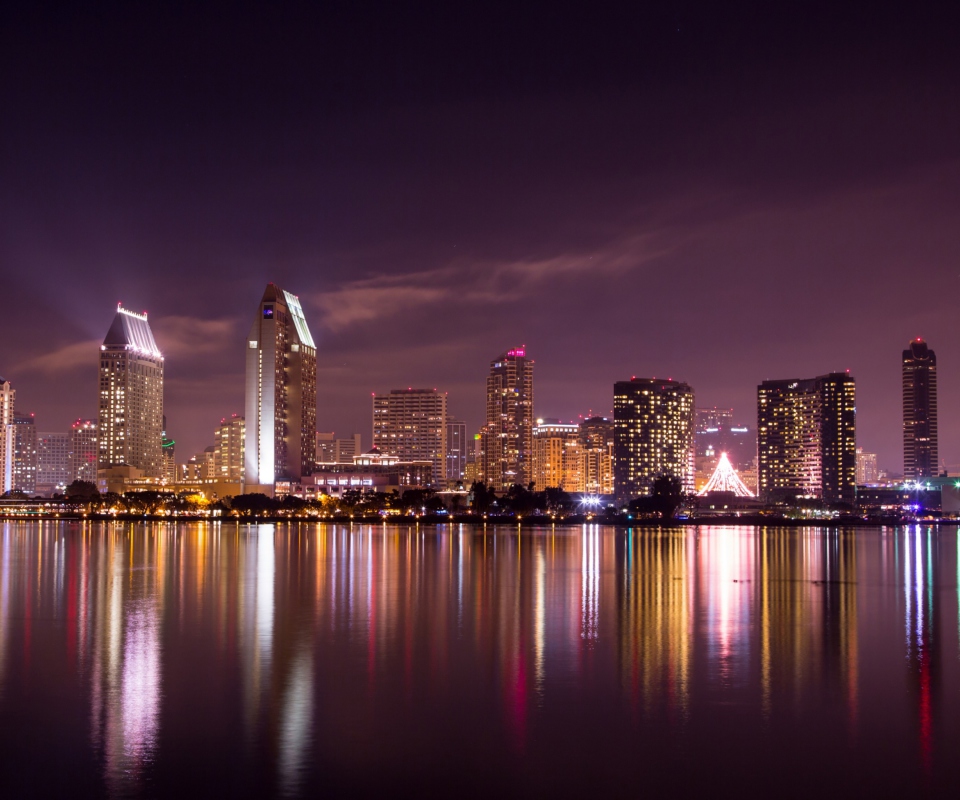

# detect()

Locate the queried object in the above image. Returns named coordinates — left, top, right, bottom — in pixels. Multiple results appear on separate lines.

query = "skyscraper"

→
left=372, top=389, right=447, bottom=484
left=480, top=348, right=534, bottom=490
left=244, top=284, right=318, bottom=491
left=37, top=432, right=70, bottom=495
left=757, top=372, right=856, bottom=503
left=0, top=377, right=13, bottom=494
left=214, top=414, right=245, bottom=482
left=613, top=378, right=695, bottom=502
left=903, top=338, right=938, bottom=480
left=532, top=420, right=581, bottom=491
left=445, top=419, right=467, bottom=482
left=11, top=414, right=38, bottom=494
left=579, top=416, right=614, bottom=495
left=98, top=305, right=164, bottom=477
left=70, top=419, right=98, bottom=483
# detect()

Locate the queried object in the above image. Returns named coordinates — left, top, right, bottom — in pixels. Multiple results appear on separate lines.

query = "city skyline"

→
left=3, top=4, right=960, bottom=475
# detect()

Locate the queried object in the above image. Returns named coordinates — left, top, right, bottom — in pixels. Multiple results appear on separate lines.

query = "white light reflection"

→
left=278, top=642, right=314, bottom=798
left=581, top=525, right=599, bottom=642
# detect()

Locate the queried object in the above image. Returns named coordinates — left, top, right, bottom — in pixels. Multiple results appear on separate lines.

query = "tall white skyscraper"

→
left=97, top=305, right=165, bottom=477
left=244, top=284, right=318, bottom=492
left=0, top=377, right=13, bottom=494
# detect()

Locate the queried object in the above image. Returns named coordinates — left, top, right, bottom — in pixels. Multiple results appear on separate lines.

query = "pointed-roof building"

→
left=97, top=305, right=164, bottom=477
left=244, top=284, right=317, bottom=492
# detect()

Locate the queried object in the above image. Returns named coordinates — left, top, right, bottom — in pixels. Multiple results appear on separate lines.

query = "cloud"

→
left=312, top=233, right=667, bottom=333
left=15, top=339, right=102, bottom=374
left=152, top=316, right=239, bottom=361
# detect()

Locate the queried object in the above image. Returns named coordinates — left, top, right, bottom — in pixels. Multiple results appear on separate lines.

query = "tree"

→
left=65, top=480, right=99, bottom=501
left=469, top=481, right=494, bottom=514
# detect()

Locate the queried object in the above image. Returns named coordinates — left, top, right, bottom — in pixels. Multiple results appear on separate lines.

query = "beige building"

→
left=532, top=421, right=581, bottom=492
left=372, top=389, right=447, bottom=484
left=70, top=419, right=98, bottom=483
left=0, top=377, right=14, bottom=494
left=214, top=414, right=245, bottom=482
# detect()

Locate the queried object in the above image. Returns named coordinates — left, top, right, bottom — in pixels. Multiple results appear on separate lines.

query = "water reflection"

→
left=0, top=522, right=958, bottom=797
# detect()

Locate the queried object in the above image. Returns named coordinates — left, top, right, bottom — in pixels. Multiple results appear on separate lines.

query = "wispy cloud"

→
left=152, top=317, right=238, bottom=361
left=312, top=233, right=667, bottom=332
left=15, top=339, right=101, bottom=374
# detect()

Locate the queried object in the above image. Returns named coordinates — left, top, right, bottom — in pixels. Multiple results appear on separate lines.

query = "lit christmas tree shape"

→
left=698, top=452, right=754, bottom=497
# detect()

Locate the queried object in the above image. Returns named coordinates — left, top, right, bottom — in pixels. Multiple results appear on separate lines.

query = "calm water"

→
left=0, top=522, right=959, bottom=798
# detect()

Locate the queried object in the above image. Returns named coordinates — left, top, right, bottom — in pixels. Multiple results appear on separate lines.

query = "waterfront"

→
left=0, top=522, right=959, bottom=798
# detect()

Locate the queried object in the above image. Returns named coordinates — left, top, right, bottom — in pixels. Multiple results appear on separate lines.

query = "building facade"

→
left=37, top=432, right=71, bottom=495
left=579, top=416, right=615, bottom=495
left=70, top=419, right=98, bottom=483
left=0, top=378, right=13, bottom=494
left=214, top=414, right=245, bottom=482
left=903, top=338, right=938, bottom=480
left=98, top=305, right=164, bottom=477
left=11, top=414, right=38, bottom=494
left=244, top=284, right=318, bottom=491
left=532, top=421, right=581, bottom=492
left=445, top=419, right=468, bottom=482
left=757, top=372, right=856, bottom=503
left=856, top=448, right=878, bottom=485
left=613, top=378, right=695, bottom=502
left=316, top=433, right=362, bottom=464
left=480, top=348, right=534, bottom=490
left=372, top=389, right=447, bottom=484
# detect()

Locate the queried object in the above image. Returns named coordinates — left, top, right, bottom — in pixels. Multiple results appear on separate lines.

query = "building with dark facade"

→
left=244, top=284, right=317, bottom=492
left=11, top=414, right=37, bottom=494
left=70, top=419, right=98, bottom=483
left=903, top=338, right=938, bottom=480
left=613, top=378, right=695, bottom=502
left=757, top=372, right=856, bottom=504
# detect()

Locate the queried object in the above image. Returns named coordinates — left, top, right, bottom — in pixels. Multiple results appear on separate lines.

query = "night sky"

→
left=2, top=2, right=959, bottom=473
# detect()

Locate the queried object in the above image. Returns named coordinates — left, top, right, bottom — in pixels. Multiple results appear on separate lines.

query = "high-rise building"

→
left=579, top=416, right=614, bottom=495
left=98, top=305, right=164, bottom=477
left=161, top=416, right=176, bottom=485
left=316, top=432, right=362, bottom=464
left=613, top=378, right=695, bottom=502
left=0, top=377, right=13, bottom=494
left=694, top=407, right=755, bottom=470
left=70, top=419, right=98, bottom=483
left=372, top=389, right=447, bottom=484
left=445, top=418, right=467, bottom=482
left=214, top=414, right=245, bottom=482
left=856, top=448, right=878, bottom=485
left=757, top=372, right=856, bottom=503
left=11, top=414, right=38, bottom=494
left=532, top=420, right=581, bottom=492
left=244, top=284, right=318, bottom=491
left=480, top=347, right=534, bottom=490
left=903, top=338, right=938, bottom=480
left=37, top=432, right=71, bottom=495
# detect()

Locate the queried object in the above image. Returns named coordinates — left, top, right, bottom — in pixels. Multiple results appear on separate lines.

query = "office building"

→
left=244, top=284, right=318, bottom=491
left=613, top=378, right=695, bottom=502
left=445, top=418, right=468, bottom=482
left=757, top=372, right=856, bottom=503
left=480, top=347, right=534, bottom=490
left=37, top=432, right=71, bottom=495
left=11, top=414, right=38, bottom=494
left=98, top=305, right=164, bottom=477
left=70, top=419, right=98, bottom=483
left=316, top=432, right=362, bottom=464
left=0, top=377, right=13, bottom=494
left=372, top=389, right=447, bottom=484
left=903, top=338, right=938, bottom=480
left=532, top=420, right=581, bottom=492
left=214, top=414, right=245, bottom=482
left=579, top=416, right=615, bottom=495
left=856, top=448, right=878, bottom=485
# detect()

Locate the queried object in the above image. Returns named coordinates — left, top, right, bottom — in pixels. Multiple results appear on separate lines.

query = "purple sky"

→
left=2, top=2, right=960, bottom=473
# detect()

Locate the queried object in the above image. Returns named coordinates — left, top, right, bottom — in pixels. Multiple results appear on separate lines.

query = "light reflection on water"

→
left=0, top=522, right=959, bottom=798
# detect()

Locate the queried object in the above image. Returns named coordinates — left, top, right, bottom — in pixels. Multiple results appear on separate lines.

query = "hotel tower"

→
left=244, top=284, right=317, bottom=492
left=97, top=305, right=164, bottom=477
left=902, top=338, right=938, bottom=480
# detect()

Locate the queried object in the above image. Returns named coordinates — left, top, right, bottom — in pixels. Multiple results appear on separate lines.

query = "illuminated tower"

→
left=903, top=338, right=938, bottom=480
left=97, top=305, right=164, bottom=477
left=11, top=414, right=37, bottom=493
left=244, top=284, right=317, bottom=492
left=445, top=418, right=467, bottom=481
left=757, top=372, right=856, bottom=503
left=532, top=420, right=581, bottom=491
left=214, top=414, right=245, bottom=482
left=613, top=378, right=695, bottom=502
left=480, top=347, right=534, bottom=490
left=0, top=377, right=13, bottom=494
left=372, top=389, right=447, bottom=484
